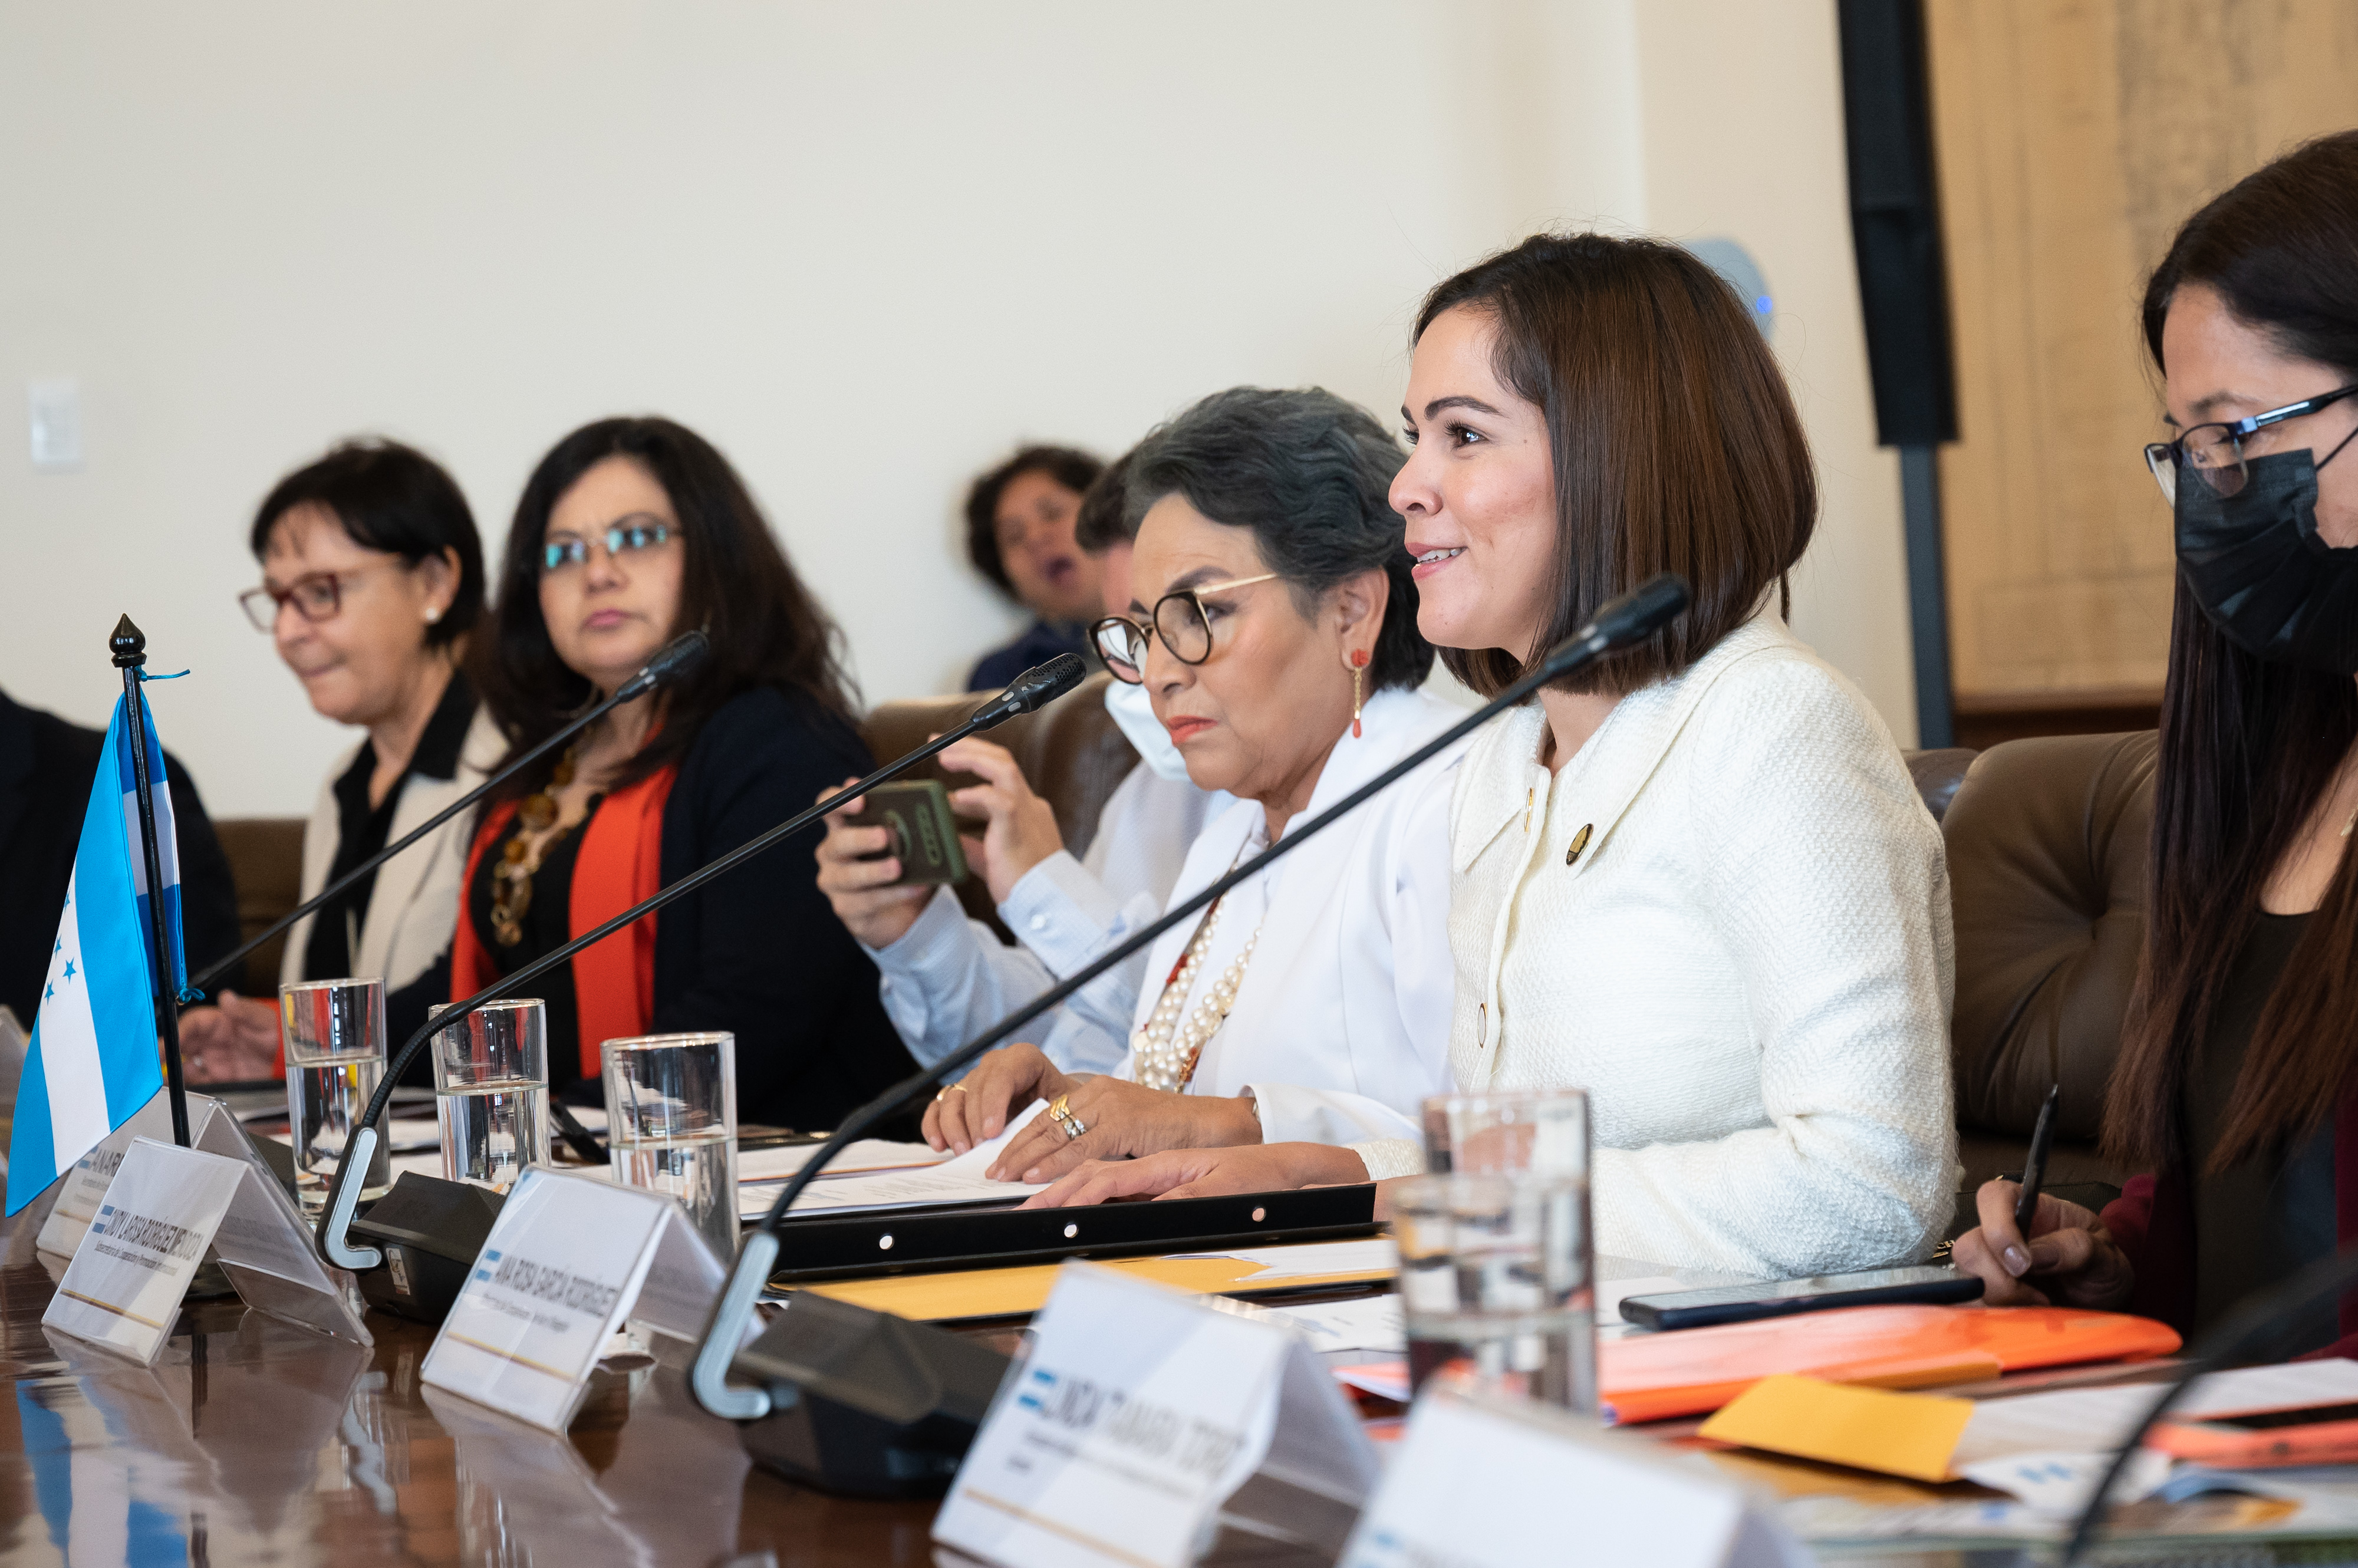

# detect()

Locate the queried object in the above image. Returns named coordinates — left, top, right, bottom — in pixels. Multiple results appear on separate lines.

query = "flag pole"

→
left=111, top=615, right=191, bottom=1148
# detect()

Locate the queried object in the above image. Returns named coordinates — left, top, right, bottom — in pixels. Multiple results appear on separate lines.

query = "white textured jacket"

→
left=1355, top=615, right=1957, bottom=1277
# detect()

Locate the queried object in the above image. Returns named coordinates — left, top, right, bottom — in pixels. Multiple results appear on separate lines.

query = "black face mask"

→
left=2175, top=442, right=2358, bottom=676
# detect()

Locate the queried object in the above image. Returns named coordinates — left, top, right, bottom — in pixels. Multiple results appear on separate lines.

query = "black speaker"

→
left=350, top=1172, right=508, bottom=1325
left=1837, top=0, right=1957, bottom=447
left=732, top=1292, right=1011, bottom=1498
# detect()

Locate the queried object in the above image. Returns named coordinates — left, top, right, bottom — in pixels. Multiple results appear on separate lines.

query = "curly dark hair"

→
left=476, top=416, right=859, bottom=799
left=963, top=444, right=1104, bottom=593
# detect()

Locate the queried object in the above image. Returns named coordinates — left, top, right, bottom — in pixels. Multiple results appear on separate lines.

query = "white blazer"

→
left=1355, top=614, right=1958, bottom=1278
left=282, top=707, right=506, bottom=994
left=1112, top=686, right=1468, bottom=1145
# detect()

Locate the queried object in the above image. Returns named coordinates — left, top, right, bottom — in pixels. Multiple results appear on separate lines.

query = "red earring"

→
left=1350, top=649, right=1370, bottom=737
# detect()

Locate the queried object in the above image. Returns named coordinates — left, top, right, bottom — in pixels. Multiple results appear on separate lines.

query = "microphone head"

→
left=617, top=630, right=712, bottom=699
left=984, top=653, right=1089, bottom=722
left=1540, top=574, right=1691, bottom=676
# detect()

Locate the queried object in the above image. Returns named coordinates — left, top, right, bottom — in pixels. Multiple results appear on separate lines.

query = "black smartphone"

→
left=1619, top=1264, right=1983, bottom=1331
left=846, top=779, right=969, bottom=887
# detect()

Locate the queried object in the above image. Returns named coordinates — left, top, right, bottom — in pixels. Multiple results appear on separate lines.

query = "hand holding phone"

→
left=845, top=780, right=970, bottom=887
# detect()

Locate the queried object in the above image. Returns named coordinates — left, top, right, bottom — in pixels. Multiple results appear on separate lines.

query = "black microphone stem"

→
left=187, top=632, right=707, bottom=997
left=310, top=674, right=1068, bottom=1269
left=687, top=574, right=1691, bottom=1420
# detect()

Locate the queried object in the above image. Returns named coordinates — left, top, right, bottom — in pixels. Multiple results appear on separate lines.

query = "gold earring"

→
left=1350, top=650, right=1369, bottom=738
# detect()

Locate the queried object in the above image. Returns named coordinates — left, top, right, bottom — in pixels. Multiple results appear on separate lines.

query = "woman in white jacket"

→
left=1026, top=235, right=1958, bottom=1279
left=924, top=386, right=1471, bottom=1178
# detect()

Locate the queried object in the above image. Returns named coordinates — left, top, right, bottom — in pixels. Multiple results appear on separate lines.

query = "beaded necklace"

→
left=1131, top=845, right=1264, bottom=1093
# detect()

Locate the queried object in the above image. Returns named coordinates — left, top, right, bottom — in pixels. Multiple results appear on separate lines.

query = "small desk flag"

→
left=6, top=694, right=183, bottom=1214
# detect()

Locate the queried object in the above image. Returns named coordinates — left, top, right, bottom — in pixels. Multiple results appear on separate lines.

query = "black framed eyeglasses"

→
left=1089, top=572, right=1278, bottom=683
left=542, top=516, right=677, bottom=573
left=2144, top=382, right=2358, bottom=503
left=238, top=564, right=393, bottom=632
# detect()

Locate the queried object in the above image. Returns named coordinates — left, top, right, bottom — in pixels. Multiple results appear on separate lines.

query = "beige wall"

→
left=0, top=1, right=1912, bottom=816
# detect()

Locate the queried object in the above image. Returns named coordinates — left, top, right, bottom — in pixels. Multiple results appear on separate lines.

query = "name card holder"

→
left=419, top=1167, right=726, bottom=1433
left=1339, top=1385, right=1811, bottom=1568
left=41, top=1097, right=373, bottom=1362
left=933, top=1260, right=1378, bottom=1568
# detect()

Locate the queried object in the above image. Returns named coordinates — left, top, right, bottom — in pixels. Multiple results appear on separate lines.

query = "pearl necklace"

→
left=1131, top=894, right=1263, bottom=1093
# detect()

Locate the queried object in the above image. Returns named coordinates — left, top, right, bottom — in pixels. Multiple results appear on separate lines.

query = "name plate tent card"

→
left=419, top=1167, right=728, bottom=1433
left=1340, top=1385, right=1812, bottom=1568
left=933, top=1260, right=1378, bottom=1568
left=40, top=1095, right=372, bottom=1362
left=34, top=1086, right=175, bottom=1257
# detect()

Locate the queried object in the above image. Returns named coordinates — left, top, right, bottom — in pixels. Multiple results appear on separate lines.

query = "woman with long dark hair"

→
left=1955, top=133, right=2358, bottom=1352
left=454, top=417, right=914, bottom=1127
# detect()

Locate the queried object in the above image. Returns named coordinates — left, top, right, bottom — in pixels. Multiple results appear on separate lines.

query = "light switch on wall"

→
left=28, top=379, right=83, bottom=470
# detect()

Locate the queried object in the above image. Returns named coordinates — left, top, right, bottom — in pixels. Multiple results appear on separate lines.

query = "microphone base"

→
left=349, top=1172, right=509, bottom=1325
left=732, top=1292, right=1010, bottom=1498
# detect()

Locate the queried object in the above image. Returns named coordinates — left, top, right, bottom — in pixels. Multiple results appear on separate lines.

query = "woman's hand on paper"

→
left=1950, top=1179, right=2135, bottom=1310
left=1020, top=1142, right=1372, bottom=1208
left=986, top=1078, right=1263, bottom=1184
left=177, top=991, right=281, bottom=1083
left=814, top=778, right=932, bottom=948
left=925, top=1041, right=1072, bottom=1155
left=938, top=737, right=1065, bottom=904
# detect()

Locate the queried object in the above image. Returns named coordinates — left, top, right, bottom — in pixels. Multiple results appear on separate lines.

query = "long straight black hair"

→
left=2107, top=131, right=2358, bottom=1174
left=476, top=416, right=859, bottom=801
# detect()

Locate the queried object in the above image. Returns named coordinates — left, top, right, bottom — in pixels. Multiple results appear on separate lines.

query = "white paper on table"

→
left=1954, top=1360, right=2358, bottom=1470
left=736, top=1138, right=951, bottom=1182
left=1168, top=1238, right=1400, bottom=1280
left=1955, top=1449, right=2175, bottom=1516
left=750, top=1101, right=1050, bottom=1220
left=1263, top=1294, right=1404, bottom=1354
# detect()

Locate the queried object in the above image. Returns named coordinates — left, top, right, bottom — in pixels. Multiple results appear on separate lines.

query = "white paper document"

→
left=751, top=1102, right=1050, bottom=1220
left=1171, top=1238, right=1400, bottom=1281
left=1263, top=1294, right=1404, bottom=1354
left=1952, top=1360, right=2358, bottom=1470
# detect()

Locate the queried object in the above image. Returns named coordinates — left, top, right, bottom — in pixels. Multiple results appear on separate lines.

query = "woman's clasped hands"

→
left=923, top=1040, right=1262, bottom=1183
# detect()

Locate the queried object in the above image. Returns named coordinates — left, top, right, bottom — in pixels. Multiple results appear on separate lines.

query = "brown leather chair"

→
left=212, top=816, right=307, bottom=993
left=1944, top=730, right=2158, bottom=1193
left=856, top=673, right=1140, bottom=931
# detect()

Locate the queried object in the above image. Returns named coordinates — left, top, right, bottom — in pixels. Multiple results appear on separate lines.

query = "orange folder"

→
left=1602, top=1305, right=2181, bottom=1424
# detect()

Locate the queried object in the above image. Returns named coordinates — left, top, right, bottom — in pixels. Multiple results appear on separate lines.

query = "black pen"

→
left=2014, top=1082, right=2061, bottom=1235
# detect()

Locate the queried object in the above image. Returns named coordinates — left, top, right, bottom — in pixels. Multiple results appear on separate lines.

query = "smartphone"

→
left=1619, top=1265, right=1983, bottom=1331
left=845, top=780, right=969, bottom=887
left=2150, top=1402, right=2358, bottom=1468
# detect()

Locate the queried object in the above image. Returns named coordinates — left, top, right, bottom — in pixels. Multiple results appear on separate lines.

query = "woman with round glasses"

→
left=453, top=416, right=915, bottom=1126
left=1954, top=134, right=2358, bottom=1353
left=181, top=439, right=500, bottom=1083
left=923, top=386, right=1467, bottom=1178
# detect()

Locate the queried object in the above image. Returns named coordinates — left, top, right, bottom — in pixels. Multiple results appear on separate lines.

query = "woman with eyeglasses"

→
left=1954, top=134, right=2358, bottom=1353
left=921, top=386, right=1467, bottom=1178
left=454, top=417, right=915, bottom=1126
left=180, top=439, right=500, bottom=1083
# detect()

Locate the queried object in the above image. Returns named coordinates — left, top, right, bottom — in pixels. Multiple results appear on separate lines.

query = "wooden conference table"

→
left=0, top=1220, right=2333, bottom=1568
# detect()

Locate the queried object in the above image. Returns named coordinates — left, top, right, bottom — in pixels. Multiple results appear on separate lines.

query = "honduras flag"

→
left=5, top=694, right=184, bottom=1214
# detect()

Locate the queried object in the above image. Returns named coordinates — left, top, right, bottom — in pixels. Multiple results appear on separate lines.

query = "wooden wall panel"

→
left=1925, top=0, right=2358, bottom=703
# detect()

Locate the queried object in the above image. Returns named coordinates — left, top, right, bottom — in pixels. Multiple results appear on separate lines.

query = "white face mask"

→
left=1102, top=678, right=1193, bottom=783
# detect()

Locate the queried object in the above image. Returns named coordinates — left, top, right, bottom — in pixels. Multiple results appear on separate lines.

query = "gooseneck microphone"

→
left=2059, top=1242, right=2358, bottom=1564
left=310, top=652, right=1090, bottom=1270
left=687, top=574, right=1694, bottom=1421
left=186, top=629, right=713, bottom=997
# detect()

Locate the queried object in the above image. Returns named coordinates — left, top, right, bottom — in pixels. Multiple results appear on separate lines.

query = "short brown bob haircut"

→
left=1414, top=232, right=1816, bottom=697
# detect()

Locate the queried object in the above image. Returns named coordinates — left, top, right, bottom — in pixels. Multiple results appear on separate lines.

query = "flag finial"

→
left=110, top=614, right=146, bottom=668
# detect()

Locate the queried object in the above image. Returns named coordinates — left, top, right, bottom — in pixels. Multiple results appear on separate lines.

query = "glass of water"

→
left=429, top=1000, right=550, bottom=1192
left=602, top=1032, right=738, bottom=1259
left=1423, top=1086, right=1590, bottom=1177
left=1393, top=1170, right=1596, bottom=1416
left=281, top=977, right=393, bottom=1215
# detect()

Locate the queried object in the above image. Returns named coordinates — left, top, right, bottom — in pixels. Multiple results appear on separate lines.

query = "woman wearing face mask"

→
left=924, top=386, right=1469, bottom=1178
left=454, top=417, right=915, bottom=1128
left=816, top=450, right=1226, bottom=1076
left=1953, top=134, right=2358, bottom=1352
left=179, top=440, right=500, bottom=1083
left=1029, top=236, right=1957, bottom=1280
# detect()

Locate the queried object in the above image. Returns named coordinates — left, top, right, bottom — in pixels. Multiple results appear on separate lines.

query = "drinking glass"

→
left=1393, top=1168, right=1596, bottom=1416
left=429, top=1000, right=550, bottom=1192
left=1422, top=1086, right=1590, bottom=1177
left=602, top=1032, right=738, bottom=1259
left=281, top=977, right=393, bottom=1215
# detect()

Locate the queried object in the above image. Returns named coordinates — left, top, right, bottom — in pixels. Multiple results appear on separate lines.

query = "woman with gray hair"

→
left=924, top=386, right=1469, bottom=1184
